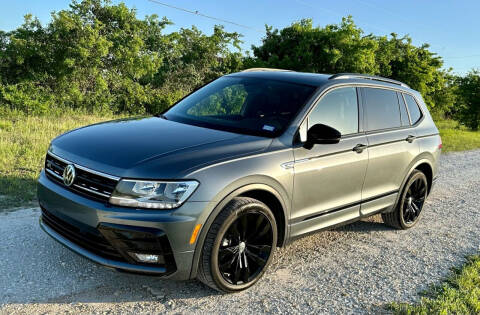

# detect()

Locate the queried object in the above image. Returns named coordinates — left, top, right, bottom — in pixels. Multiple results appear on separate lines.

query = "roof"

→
left=227, top=69, right=412, bottom=91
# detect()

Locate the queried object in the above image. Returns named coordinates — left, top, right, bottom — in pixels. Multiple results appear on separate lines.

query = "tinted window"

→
left=309, top=87, right=358, bottom=135
left=403, top=94, right=422, bottom=124
left=364, top=88, right=401, bottom=131
left=397, top=92, right=410, bottom=126
left=165, top=77, right=316, bottom=137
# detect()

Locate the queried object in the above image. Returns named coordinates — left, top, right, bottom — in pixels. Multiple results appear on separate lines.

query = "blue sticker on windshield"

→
left=262, top=125, right=275, bottom=131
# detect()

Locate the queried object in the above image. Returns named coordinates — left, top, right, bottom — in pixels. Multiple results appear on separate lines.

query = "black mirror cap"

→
left=307, top=123, right=341, bottom=145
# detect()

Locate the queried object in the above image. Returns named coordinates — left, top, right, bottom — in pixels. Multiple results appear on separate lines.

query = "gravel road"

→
left=1, top=150, right=479, bottom=314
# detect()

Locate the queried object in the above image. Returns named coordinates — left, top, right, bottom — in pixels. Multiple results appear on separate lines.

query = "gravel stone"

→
left=0, top=150, right=479, bottom=314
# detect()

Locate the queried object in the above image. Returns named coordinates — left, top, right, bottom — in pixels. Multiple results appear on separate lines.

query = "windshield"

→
left=164, top=76, right=316, bottom=137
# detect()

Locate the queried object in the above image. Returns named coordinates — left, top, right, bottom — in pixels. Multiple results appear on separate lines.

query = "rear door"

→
left=360, top=87, right=419, bottom=215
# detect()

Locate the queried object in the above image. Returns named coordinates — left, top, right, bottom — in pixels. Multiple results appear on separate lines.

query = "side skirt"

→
left=289, top=204, right=360, bottom=239
left=287, top=192, right=398, bottom=243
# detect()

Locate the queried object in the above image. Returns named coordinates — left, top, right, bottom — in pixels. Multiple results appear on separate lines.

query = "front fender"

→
left=189, top=181, right=290, bottom=279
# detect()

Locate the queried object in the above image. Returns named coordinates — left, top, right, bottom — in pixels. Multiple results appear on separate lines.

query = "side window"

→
left=397, top=92, right=410, bottom=126
left=403, top=94, right=423, bottom=124
left=364, top=88, right=401, bottom=131
left=308, top=87, right=359, bottom=135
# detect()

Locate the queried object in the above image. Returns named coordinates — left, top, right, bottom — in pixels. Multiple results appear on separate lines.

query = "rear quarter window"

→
left=363, top=88, right=402, bottom=131
left=403, top=94, right=423, bottom=124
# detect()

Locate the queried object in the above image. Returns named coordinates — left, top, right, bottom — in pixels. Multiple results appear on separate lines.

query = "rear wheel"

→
left=382, top=170, right=428, bottom=229
left=197, top=197, right=277, bottom=293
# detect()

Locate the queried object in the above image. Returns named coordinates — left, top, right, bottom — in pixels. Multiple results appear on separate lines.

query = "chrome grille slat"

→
left=73, top=184, right=111, bottom=198
left=45, top=168, right=63, bottom=181
left=45, top=153, right=119, bottom=202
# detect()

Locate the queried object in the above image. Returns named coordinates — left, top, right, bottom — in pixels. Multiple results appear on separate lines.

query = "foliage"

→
left=250, top=18, right=456, bottom=118
left=0, top=0, right=478, bottom=131
left=0, top=82, right=54, bottom=115
left=391, top=255, right=480, bottom=314
left=373, top=34, right=456, bottom=114
left=248, top=17, right=378, bottom=74
left=455, top=70, right=480, bottom=130
left=0, top=0, right=243, bottom=115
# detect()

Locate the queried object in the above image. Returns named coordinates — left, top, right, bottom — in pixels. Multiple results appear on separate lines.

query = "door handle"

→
left=353, top=144, right=368, bottom=153
left=406, top=135, right=416, bottom=143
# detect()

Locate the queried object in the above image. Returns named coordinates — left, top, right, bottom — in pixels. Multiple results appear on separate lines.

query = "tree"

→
left=153, top=25, right=243, bottom=97
left=455, top=70, right=480, bottom=130
left=249, top=17, right=378, bottom=74
left=249, top=19, right=454, bottom=116
left=0, top=0, right=243, bottom=115
left=0, top=4, right=467, bottom=119
left=374, top=34, right=452, bottom=113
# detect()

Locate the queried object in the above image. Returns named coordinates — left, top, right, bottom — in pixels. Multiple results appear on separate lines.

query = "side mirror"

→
left=307, top=123, right=341, bottom=145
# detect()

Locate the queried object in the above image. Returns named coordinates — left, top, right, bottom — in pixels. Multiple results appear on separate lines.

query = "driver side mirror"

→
left=306, top=123, right=341, bottom=146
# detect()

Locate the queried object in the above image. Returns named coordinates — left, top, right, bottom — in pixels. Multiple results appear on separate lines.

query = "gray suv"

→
left=38, top=69, right=441, bottom=292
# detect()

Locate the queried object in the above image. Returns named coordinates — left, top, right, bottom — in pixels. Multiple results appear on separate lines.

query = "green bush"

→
left=0, top=82, right=54, bottom=115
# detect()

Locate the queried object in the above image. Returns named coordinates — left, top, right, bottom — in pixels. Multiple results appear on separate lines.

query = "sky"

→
left=1, top=0, right=479, bottom=75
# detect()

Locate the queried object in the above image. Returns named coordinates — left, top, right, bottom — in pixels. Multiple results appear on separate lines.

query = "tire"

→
left=197, top=197, right=277, bottom=293
left=382, top=170, right=428, bottom=229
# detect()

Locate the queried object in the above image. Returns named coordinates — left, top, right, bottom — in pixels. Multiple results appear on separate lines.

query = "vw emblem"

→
left=63, top=164, right=76, bottom=187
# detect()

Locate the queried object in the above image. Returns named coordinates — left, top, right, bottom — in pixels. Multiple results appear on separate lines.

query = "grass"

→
left=390, top=255, right=480, bottom=315
left=0, top=110, right=479, bottom=209
left=437, top=119, right=480, bottom=153
left=0, top=109, right=122, bottom=209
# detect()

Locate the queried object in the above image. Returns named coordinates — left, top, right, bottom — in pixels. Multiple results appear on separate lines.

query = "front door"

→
left=290, top=87, right=369, bottom=237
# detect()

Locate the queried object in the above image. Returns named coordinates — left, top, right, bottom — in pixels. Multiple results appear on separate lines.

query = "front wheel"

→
left=382, top=170, right=428, bottom=229
left=197, top=197, right=277, bottom=293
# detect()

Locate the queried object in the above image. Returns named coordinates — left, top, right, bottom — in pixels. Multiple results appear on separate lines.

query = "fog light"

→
left=130, top=253, right=163, bottom=264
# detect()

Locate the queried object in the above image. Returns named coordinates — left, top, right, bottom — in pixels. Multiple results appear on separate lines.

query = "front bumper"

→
left=40, top=217, right=173, bottom=274
left=37, top=169, right=214, bottom=280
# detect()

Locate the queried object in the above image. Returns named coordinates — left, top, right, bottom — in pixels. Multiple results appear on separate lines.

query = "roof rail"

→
left=242, top=68, right=292, bottom=72
left=329, top=73, right=410, bottom=88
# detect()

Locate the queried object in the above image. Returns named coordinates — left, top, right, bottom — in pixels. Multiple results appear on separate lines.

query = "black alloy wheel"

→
left=197, top=197, right=277, bottom=292
left=218, top=211, right=273, bottom=285
left=402, top=176, right=427, bottom=224
left=382, top=170, right=428, bottom=229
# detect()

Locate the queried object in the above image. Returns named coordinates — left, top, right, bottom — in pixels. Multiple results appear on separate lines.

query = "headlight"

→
left=109, top=180, right=199, bottom=209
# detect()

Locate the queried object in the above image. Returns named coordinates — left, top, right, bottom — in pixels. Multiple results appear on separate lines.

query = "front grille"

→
left=45, top=153, right=118, bottom=202
left=41, top=207, right=125, bottom=261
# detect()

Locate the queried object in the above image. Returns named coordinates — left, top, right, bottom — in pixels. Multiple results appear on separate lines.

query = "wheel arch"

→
left=388, top=157, right=434, bottom=214
left=189, top=182, right=289, bottom=279
left=415, top=162, right=433, bottom=194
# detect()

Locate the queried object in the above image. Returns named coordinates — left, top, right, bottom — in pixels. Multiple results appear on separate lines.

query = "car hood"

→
left=50, top=117, right=271, bottom=178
